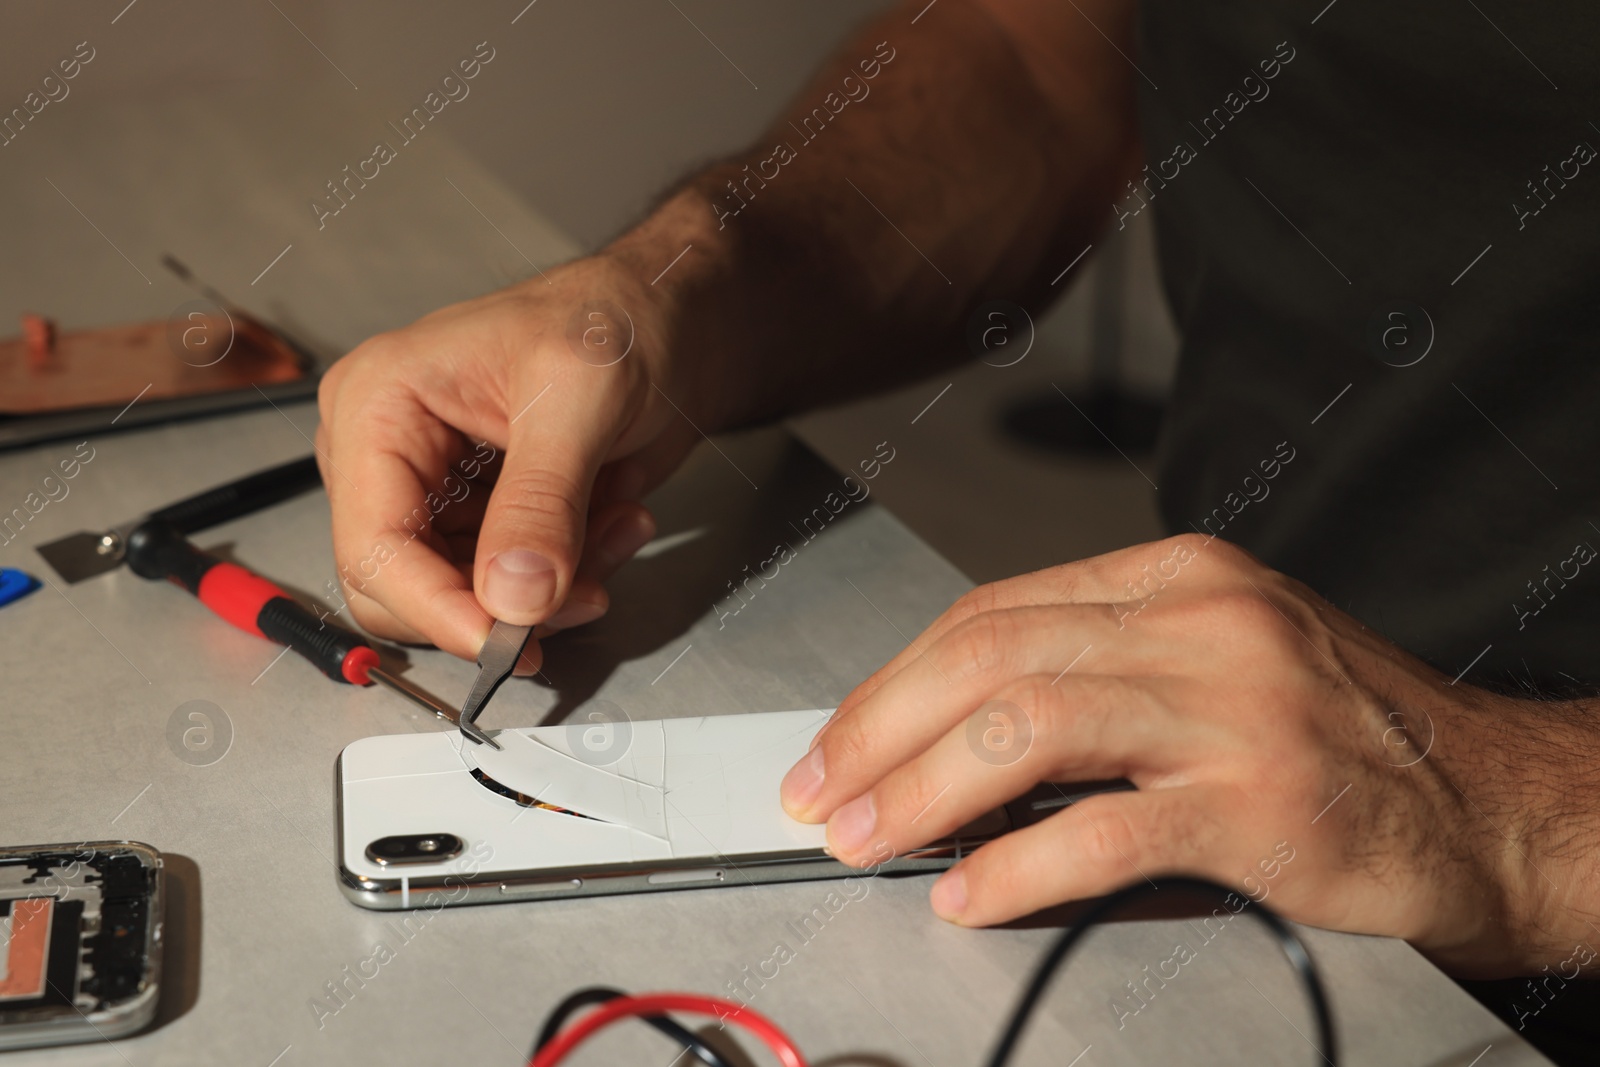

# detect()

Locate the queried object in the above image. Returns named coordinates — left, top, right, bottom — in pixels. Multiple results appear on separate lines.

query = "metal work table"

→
left=0, top=89, right=1546, bottom=1066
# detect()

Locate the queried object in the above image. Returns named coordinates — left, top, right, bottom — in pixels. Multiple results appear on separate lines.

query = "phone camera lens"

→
left=366, top=832, right=463, bottom=866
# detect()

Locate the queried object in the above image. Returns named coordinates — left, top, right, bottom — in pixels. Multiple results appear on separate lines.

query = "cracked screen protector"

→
left=339, top=710, right=837, bottom=885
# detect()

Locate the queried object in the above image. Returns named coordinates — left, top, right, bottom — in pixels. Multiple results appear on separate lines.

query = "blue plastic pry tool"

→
left=0, top=568, right=41, bottom=607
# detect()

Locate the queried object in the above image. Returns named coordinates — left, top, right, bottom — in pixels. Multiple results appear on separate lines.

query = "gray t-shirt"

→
left=1137, top=0, right=1599, bottom=693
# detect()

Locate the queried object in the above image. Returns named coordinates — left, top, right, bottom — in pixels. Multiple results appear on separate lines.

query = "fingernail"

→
left=829, top=793, right=876, bottom=855
left=931, top=869, right=967, bottom=920
left=597, top=511, right=656, bottom=570
left=542, top=597, right=606, bottom=631
left=485, top=550, right=556, bottom=618
left=780, top=745, right=825, bottom=813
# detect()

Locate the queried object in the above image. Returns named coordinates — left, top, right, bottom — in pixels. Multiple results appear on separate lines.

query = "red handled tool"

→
left=125, top=519, right=380, bottom=684
left=35, top=456, right=458, bottom=720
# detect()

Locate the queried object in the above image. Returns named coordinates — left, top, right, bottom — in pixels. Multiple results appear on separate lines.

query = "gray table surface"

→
left=0, top=91, right=1546, bottom=1067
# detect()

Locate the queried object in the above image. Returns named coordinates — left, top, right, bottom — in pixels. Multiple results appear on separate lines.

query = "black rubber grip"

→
left=257, top=597, right=369, bottom=683
left=150, top=456, right=322, bottom=536
left=124, top=521, right=219, bottom=592
left=128, top=519, right=372, bottom=685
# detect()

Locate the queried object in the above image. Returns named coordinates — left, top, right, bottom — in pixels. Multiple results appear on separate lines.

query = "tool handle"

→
left=125, top=521, right=378, bottom=684
left=149, top=456, right=322, bottom=536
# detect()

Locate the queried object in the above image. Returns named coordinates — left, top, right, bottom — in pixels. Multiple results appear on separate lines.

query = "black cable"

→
left=984, top=876, right=1338, bottom=1067
left=533, top=878, right=1337, bottom=1066
left=531, top=985, right=733, bottom=1067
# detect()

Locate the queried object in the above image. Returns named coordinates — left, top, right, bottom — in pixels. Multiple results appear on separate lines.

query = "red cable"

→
left=528, top=993, right=808, bottom=1067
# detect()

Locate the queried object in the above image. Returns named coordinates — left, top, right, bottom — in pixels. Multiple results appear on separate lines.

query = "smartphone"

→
left=0, top=842, right=163, bottom=1051
left=335, top=709, right=1012, bottom=910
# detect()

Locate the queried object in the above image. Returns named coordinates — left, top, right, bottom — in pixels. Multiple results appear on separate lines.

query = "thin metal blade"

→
left=34, top=530, right=125, bottom=583
left=370, top=665, right=503, bottom=750
left=368, top=667, right=459, bottom=723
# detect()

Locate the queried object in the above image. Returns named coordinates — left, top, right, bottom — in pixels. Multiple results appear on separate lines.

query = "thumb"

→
left=475, top=377, right=620, bottom=625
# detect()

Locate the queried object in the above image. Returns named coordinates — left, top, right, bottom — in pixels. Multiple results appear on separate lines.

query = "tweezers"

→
left=457, top=619, right=535, bottom=750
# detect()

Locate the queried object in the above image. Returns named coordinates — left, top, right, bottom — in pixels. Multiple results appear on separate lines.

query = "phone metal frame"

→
left=0, top=841, right=163, bottom=1052
left=332, top=754, right=1012, bottom=910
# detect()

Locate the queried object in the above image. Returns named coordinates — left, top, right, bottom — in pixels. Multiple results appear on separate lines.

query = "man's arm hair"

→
left=604, top=0, right=1142, bottom=430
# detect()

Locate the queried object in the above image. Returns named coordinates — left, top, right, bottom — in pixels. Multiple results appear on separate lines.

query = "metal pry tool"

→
left=36, top=455, right=321, bottom=583
left=35, top=454, right=457, bottom=721
left=457, top=619, right=536, bottom=750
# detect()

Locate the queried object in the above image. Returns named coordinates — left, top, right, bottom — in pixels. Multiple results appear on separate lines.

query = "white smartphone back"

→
left=336, top=710, right=1009, bottom=910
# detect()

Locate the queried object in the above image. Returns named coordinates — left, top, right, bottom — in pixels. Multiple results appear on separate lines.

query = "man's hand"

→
left=781, top=534, right=1600, bottom=976
left=314, top=0, right=1144, bottom=663
left=316, top=256, right=698, bottom=665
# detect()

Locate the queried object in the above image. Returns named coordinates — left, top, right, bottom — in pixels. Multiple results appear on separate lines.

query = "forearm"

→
left=600, top=0, right=1140, bottom=431
left=1468, top=692, right=1600, bottom=975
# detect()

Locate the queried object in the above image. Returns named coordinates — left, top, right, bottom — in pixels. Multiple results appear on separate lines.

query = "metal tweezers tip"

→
left=460, top=720, right=502, bottom=750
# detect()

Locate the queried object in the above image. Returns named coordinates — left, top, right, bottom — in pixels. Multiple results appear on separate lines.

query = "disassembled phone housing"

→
left=336, top=710, right=1011, bottom=909
left=0, top=842, right=163, bottom=1051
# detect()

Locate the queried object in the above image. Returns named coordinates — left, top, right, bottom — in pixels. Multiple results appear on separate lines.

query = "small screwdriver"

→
left=123, top=520, right=457, bottom=720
